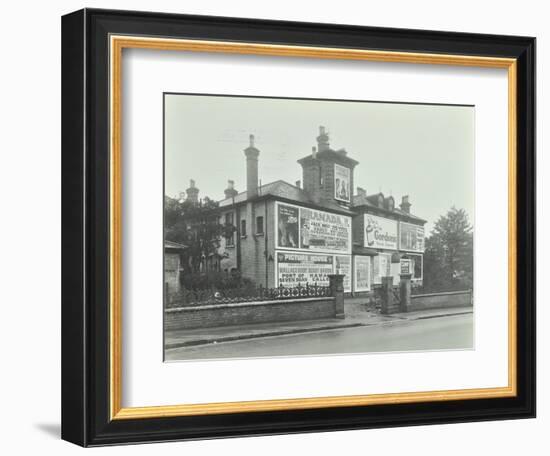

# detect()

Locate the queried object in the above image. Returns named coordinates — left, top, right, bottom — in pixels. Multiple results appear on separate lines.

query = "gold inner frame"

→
left=109, top=35, right=517, bottom=420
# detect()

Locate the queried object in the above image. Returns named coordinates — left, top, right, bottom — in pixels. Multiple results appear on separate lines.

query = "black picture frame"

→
left=62, top=8, right=535, bottom=447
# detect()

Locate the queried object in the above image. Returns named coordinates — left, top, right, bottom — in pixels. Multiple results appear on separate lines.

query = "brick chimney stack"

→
left=186, top=179, right=199, bottom=204
left=224, top=179, right=238, bottom=199
left=244, top=134, right=260, bottom=199
left=316, top=126, right=330, bottom=152
left=400, top=195, right=411, bottom=213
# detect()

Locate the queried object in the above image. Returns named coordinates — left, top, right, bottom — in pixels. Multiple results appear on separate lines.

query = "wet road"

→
left=166, top=314, right=473, bottom=361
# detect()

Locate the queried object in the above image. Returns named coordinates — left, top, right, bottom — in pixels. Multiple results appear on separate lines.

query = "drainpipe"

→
left=236, top=205, right=241, bottom=270
left=265, top=202, right=269, bottom=287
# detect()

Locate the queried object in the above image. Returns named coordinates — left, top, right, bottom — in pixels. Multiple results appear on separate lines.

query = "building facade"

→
left=183, top=127, right=426, bottom=295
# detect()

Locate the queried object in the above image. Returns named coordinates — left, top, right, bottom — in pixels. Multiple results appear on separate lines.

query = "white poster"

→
left=276, top=252, right=334, bottom=288
left=334, top=163, right=351, bottom=202
left=400, top=222, right=425, bottom=252
left=354, top=256, right=371, bottom=292
left=373, top=253, right=392, bottom=284
left=276, top=202, right=352, bottom=254
left=364, top=214, right=398, bottom=250
left=334, top=255, right=352, bottom=292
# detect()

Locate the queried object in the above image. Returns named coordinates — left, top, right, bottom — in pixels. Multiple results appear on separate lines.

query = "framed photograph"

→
left=62, top=8, right=535, bottom=446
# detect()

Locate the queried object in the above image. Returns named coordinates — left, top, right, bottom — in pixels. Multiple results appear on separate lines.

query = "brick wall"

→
left=410, top=290, right=472, bottom=311
left=165, top=297, right=337, bottom=330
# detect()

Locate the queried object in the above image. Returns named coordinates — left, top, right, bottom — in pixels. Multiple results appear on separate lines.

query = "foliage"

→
left=164, top=195, right=236, bottom=275
left=423, top=206, right=473, bottom=292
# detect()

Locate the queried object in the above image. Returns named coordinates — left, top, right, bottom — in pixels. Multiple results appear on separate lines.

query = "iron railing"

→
left=166, top=283, right=332, bottom=308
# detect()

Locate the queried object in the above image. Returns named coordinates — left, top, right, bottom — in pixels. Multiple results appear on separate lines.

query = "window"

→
left=240, top=219, right=247, bottom=237
left=256, top=216, right=264, bottom=234
left=225, top=212, right=234, bottom=246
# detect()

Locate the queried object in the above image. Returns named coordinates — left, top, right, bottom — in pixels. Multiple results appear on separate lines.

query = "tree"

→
left=423, top=206, right=473, bottom=291
left=164, top=195, right=236, bottom=275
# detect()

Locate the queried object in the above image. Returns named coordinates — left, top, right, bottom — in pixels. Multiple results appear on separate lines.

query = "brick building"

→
left=184, top=127, right=426, bottom=295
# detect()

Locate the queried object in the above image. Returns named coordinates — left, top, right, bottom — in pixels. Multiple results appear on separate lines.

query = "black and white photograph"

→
left=163, top=94, right=475, bottom=361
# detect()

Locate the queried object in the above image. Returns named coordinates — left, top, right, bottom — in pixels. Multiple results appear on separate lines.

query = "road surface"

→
left=165, top=314, right=473, bottom=361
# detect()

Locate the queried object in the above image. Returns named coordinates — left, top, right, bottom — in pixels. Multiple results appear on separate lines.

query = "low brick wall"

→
left=409, top=290, right=472, bottom=312
left=165, top=297, right=337, bottom=330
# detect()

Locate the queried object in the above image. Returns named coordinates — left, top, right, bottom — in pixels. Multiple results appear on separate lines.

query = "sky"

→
left=165, top=94, right=474, bottom=234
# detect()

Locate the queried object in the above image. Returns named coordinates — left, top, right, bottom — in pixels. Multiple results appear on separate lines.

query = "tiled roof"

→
left=352, top=193, right=426, bottom=223
left=297, top=148, right=359, bottom=167
left=219, top=180, right=355, bottom=215
left=218, top=180, right=424, bottom=222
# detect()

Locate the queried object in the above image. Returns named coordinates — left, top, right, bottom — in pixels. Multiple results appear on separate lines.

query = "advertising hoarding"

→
left=400, top=222, right=425, bottom=252
left=276, top=204, right=299, bottom=249
left=373, top=253, right=391, bottom=284
left=364, top=214, right=398, bottom=250
left=335, top=255, right=352, bottom=292
left=354, top=256, right=371, bottom=292
left=408, top=253, right=424, bottom=280
left=276, top=252, right=352, bottom=291
left=276, top=252, right=334, bottom=288
left=400, top=258, right=412, bottom=275
left=276, top=202, right=351, bottom=254
left=334, top=163, right=351, bottom=203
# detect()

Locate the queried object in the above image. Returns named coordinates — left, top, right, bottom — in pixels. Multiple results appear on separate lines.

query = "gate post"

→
left=399, top=273, right=412, bottom=312
left=328, top=274, right=345, bottom=319
left=380, top=276, right=394, bottom=315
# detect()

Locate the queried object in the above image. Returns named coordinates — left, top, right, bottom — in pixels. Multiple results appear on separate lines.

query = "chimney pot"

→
left=400, top=195, right=411, bottom=213
left=224, top=179, right=238, bottom=199
left=316, top=125, right=330, bottom=152
left=186, top=179, right=199, bottom=204
left=244, top=134, right=260, bottom=199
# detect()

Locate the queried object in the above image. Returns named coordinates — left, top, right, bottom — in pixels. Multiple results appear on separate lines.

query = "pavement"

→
left=164, top=298, right=473, bottom=350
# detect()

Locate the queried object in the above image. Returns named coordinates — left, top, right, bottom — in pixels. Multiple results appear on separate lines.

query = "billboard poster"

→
left=373, top=253, right=391, bottom=284
left=276, top=252, right=334, bottom=288
left=400, top=222, right=425, bottom=252
left=276, top=202, right=351, bottom=254
left=364, top=214, right=398, bottom=250
left=408, top=253, right=424, bottom=280
left=335, top=255, right=352, bottom=292
left=277, top=204, right=299, bottom=249
left=354, top=256, right=371, bottom=292
left=334, top=164, right=351, bottom=202
left=300, top=206, right=351, bottom=254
